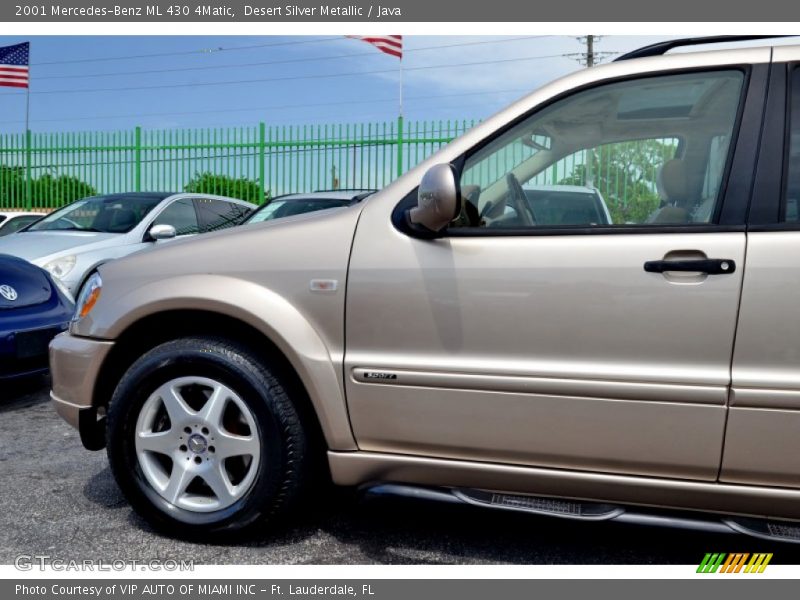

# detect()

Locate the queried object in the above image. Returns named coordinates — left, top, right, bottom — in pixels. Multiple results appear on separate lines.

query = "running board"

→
left=365, top=483, right=800, bottom=542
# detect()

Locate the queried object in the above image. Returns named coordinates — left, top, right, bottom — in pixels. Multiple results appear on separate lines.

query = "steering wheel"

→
left=506, top=173, right=535, bottom=226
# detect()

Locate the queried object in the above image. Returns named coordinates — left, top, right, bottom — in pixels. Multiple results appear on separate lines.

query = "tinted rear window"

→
left=196, top=199, right=252, bottom=232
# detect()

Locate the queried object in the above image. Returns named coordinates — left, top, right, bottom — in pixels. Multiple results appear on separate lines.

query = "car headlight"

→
left=51, top=275, right=74, bottom=304
left=74, top=272, right=102, bottom=321
left=43, top=255, right=77, bottom=280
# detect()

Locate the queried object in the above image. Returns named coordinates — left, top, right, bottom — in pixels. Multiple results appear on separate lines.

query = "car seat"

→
left=647, top=159, right=690, bottom=224
left=107, top=208, right=137, bottom=233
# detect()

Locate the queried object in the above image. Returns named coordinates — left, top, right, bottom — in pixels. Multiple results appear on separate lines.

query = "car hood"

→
left=0, top=254, right=53, bottom=309
left=73, top=203, right=366, bottom=339
left=0, top=230, right=122, bottom=262
left=126, top=205, right=352, bottom=257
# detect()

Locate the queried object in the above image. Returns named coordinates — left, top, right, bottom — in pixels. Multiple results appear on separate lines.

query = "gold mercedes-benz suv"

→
left=50, top=37, right=800, bottom=542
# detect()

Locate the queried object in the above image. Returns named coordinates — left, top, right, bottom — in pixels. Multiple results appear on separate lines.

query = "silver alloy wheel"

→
left=134, top=376, right=261, bottom=513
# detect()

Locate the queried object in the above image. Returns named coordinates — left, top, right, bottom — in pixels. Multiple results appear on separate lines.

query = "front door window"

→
left=455, top=70, right=744, bottom=230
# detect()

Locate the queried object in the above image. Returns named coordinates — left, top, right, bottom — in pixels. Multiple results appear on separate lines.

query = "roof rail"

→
left=615, top=35, right=792, bottom=62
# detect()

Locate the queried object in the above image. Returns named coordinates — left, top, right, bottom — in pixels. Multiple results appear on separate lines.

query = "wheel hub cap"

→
left=134, top=376, right=261, bottom=513
left=187, top=433, right=208, bottom=454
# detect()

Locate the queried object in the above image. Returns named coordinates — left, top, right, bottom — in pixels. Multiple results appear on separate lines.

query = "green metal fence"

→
left=0, top=117, right=478, bottom=210
left=0, top=118, right=683, bottom=217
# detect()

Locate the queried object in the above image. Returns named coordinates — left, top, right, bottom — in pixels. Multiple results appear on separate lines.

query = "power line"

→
left=0, top=36, right=598, bottom=131
left=31, top=35, right=553, bottom=68
left=1, top=53, right=573, bottom=97
left=30, top=36, right=349, bottom=66
left=0, top=88, right=532, bottom=125
left=34, top=36, right=552, bottom=81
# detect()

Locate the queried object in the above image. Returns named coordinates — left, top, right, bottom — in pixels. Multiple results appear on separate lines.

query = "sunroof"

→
left=617, top=71, right=740, bottom=120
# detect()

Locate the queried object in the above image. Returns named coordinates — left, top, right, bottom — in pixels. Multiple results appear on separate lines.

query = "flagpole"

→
left=397, top=54, right=404, bottom=178
left=25, top=80, right=29, bottom=134
left=24, top=41, right=31, bottom=211
left=346, top=35, right=404, bottom=177
left=399, top=55, right=403, bottom=118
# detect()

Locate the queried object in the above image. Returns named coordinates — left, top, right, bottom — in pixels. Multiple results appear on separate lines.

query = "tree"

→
left=31, top=173, right=96, bottom=207
left=0, top=166, right=97, bottom=209
left=558, top=139, right=675, bottom=224
left=0, top=166, right=25, bottom=204
left=184, top=172, right=269, bottom=205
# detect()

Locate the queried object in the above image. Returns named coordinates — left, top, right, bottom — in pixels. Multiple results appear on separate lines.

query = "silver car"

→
left=0, top=192, right=256, bottom=297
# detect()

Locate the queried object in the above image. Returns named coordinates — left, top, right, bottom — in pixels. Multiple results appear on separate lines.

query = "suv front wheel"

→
left=106, top=337, right=310, bottom=539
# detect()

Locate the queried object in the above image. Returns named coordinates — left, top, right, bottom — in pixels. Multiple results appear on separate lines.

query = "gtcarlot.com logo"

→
left=14, top=555, right=193, bottom=571
left=697, top=553, right=773, bottom=573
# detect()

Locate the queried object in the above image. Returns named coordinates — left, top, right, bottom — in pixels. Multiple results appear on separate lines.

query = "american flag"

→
left=346, top=35, right=402, bottom=59
left=0, top=42, right=30, bottom=89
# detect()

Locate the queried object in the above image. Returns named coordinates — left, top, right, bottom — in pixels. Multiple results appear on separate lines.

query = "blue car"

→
left=0, top=254, right=74, bottom=379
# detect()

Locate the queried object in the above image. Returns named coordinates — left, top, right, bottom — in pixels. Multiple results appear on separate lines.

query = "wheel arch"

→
left=93, top=306, right=357, bottom=452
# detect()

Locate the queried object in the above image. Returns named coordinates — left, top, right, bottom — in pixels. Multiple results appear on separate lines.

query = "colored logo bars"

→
left=697, top=553, right=773, bottom=573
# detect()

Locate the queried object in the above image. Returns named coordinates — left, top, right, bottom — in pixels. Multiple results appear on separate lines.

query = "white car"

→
left=0, top=193, right=256, bottom=296
left=498, top=185, right=613, bottom=226
left=246, top=190, right=376, bottom=223
left=0, top=211, right=42, bottom=237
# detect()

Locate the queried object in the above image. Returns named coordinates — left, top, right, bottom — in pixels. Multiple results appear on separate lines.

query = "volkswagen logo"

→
left=0, top=285, right=17, bottom=301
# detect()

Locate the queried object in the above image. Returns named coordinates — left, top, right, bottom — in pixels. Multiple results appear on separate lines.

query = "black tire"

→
left=106, top=336, right=311, bottom=539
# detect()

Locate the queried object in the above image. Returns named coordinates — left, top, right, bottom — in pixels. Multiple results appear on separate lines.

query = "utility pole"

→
left=565, top=35, right=612, bottom=67
left=582, top=36, right=595, bottom=187
left=565, top=36, right=615, bottom=188
left=562, top=36, right=616, bottom=188
left=586, top=34, right=595, bottom=68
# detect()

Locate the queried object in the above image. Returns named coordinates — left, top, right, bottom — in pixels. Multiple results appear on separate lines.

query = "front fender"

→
left=80, top=274, right=356, bottom=450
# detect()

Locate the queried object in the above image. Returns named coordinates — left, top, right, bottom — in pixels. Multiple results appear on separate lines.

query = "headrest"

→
left=109, top=208, right=136, bottom=232
left=658, top=159, right=688, bottom=202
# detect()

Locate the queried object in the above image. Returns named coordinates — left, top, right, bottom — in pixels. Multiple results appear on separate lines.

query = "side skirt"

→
left=329, top=451, right=800, bottom=540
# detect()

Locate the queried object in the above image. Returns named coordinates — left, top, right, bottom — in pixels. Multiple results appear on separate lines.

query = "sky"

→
left=3, top=35, right=798, bottom=134
left=0, top=35, right=691, bottom=134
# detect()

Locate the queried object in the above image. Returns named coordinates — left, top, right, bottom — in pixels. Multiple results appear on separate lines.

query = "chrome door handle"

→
left=644, top=258, right=736, bottom=275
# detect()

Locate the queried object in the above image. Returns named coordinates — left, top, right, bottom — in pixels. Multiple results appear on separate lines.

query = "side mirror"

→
left=148, top=224, right=177, bottom=241
left=407, top=163, right=461, bottom=235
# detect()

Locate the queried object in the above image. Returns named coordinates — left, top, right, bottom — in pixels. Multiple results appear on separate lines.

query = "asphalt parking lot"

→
left=3, top=376, right=800, bottom=566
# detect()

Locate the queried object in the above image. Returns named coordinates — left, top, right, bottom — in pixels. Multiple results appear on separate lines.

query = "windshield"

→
left=247, top=198, right=351, bottom=224
left=27, top=195, right=164, bottom=233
